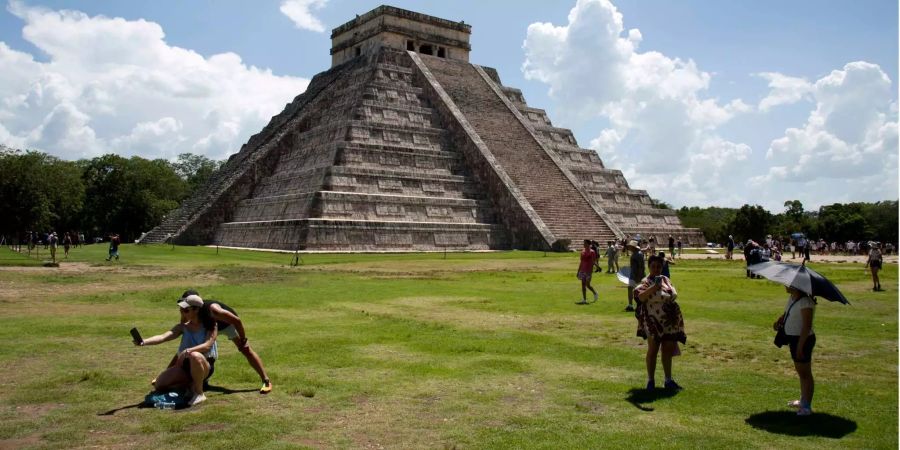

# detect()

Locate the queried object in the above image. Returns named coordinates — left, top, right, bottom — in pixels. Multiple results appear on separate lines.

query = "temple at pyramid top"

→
left=141, top=5, right=704, bottom=251
left=331, top=5, right=471, bottom=67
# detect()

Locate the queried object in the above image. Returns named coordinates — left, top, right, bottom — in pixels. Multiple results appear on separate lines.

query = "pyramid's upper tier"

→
left=331, top=5, right=471, bottom=67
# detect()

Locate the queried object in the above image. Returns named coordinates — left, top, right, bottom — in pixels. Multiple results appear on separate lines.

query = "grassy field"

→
left=0, top=244, right=896, bottom=449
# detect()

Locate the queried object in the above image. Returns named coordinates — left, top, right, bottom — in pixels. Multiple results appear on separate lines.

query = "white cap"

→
left=178, top=294, right=203, bottom=309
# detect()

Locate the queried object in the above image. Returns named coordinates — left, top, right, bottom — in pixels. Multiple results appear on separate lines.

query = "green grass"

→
left=0, top=244, right=896, bottom=449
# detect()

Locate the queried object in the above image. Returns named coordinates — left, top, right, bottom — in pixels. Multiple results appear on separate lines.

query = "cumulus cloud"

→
left=523, top=0, right=753, bottom=205
left=0, top=2, right=310, bottom=160
left=757, top=62, right=898, bottom=184
left=755, top=72, right=813, bottom=111
left=280, top=0, right=329, bottom=33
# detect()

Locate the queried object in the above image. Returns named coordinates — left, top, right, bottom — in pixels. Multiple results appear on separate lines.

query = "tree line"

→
left=678, top=200, right=899, bottom=246
left=0, top=147, right=221, bottom=243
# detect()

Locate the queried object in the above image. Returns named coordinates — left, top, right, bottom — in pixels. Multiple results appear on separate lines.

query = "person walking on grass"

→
left=136, top=295, right=217, bottom=407
left=865, top=242, right=883, bottom=291
left=773, top=286, right=816, bottom=416
left=576, top=240, right=599, bottom=305
left=625, top=240, right=645, bottom=312
left=106, top=233, right=120, bottom=261
left=634, top=254, right=685, bottom=391
left=181, top=290, right=273, bottom=393
left=668, top=235, right=675, bottom=259
left=604, top=241, right=617, bottom=273
left=726, top=235, right=735, bottom=260
left=63, top=232, right=72, bottom=259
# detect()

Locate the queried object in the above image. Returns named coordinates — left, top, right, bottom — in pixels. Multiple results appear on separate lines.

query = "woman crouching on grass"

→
left=773, top=286, right=816, bottom=416
left=634, top=254, right=686, bottom=391
left=135, top=295, right=217, bottom=406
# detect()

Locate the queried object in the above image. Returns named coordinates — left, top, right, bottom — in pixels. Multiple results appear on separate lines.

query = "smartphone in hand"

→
left=130, top=327, right=143, bottom=345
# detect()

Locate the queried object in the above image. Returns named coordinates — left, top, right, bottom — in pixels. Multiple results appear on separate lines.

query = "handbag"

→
left=773, top=299, right=798, bottom=348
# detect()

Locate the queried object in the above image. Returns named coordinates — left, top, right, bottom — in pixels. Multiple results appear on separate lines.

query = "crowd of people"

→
left=571, top=230, right=892, bottom=417
left=4, top=231, right=127, bottom=263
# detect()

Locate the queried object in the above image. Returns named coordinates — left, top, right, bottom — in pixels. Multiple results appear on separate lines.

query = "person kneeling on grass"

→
left=136, top=294, right=217, bottom=407
left=181, top=290, right=273, bottom=394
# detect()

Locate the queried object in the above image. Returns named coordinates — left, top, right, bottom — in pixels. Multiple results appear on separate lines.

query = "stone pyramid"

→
left=141, top=6, right=704, bottom=251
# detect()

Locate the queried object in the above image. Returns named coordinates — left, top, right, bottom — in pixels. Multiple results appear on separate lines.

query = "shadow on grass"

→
left=205, top=384, right=258, bottom=395
left=97, top=385, right=255, bottom=416
left=745, top=411, right=857, bottom=438
left=625, top=388, right=680, bottom=411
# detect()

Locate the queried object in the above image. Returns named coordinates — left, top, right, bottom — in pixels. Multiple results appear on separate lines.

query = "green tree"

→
left=728, top=204, right=774, bottom=243
left=172, top=153, right=222, bottom=194
left=0, top=148, right=85, bottom=236
left=80, top=154, right=188, bottom=241
left=677, top=206, right=737, bottom=244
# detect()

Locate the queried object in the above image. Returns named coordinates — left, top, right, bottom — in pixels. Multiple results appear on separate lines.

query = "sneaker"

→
left=797, top=407, right=812, bottom=416
left=260, top=380, right=272, bottom=394
left=664, top=379, right=683, bottom=391
left=624, top=305, right=635, bottom=312
left=787, top=399, right=801, bottom=409
left=593, top=292, right=598, bottom=302
left=150, top=378, right=156, bottom=386
left=576, top=300, right=588, bottom=305
left=645, top=380, right=655, bottom=391
left=189, top=393, right=207, bottom=406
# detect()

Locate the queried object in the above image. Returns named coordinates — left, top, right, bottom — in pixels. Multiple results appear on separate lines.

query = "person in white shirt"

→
left=773, top=287, right=816, bottom=416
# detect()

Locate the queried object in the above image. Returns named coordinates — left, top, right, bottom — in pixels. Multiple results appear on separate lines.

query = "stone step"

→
left=326, top=166, right=479, bottom=199
left=315, top=191, right=496, bottom=223
left=214, top=218, right=508, bottom=251
left=335, top=146, right=464, bottom=176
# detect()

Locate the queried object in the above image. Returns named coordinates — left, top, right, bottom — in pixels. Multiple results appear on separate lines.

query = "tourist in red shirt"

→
left=577, top=239, right=599, bottom=304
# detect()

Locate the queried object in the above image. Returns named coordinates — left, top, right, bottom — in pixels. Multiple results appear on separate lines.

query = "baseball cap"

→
left=178, top=294, right=203, bottom=309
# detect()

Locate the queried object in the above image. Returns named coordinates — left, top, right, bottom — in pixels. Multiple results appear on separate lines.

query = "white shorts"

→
left=219, top=325, right=239, bottom=340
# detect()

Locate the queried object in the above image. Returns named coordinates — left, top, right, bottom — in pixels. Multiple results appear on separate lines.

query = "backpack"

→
left=143, top=389, right=191, bottom=409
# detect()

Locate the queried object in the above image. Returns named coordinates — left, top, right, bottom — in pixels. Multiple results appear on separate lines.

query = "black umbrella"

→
left=748, top=261, right=849, bottom=304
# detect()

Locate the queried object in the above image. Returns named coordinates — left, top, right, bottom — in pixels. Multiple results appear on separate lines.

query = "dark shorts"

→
left=787, top=334, right=816, bottom=363
left=871, top=261, right=882, bottom=270
left=180, top=356, right=216, bottom=381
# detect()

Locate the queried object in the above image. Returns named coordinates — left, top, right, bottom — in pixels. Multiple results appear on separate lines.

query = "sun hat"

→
left=178, top=294, right=203, bottom=309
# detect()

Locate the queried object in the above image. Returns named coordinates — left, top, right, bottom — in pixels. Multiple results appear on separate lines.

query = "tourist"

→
left=604, top=241, right=617, bottom=273
left=634, top=254, right=686, bottom=391
left=676, top=237, right=683, bottom=259
left=797, top=235, right=809, bottom=262
left=658, top=251, right=672, bottom=279
left=136, top=295, right=217, bottom=406
left=613, top=239, right=621, bottom=273
left=63, top=232, right=72, bottom=259
left=48, top=231, right=58, bottom=263
left=182, top=290, right=273, bottom=393
left=576, top=240, right=599, bottom=304
left=726, top=235, right=735, bottom=260
left=668, top=235, right=675, bottom=259
left=591, top=240, right=602, bottom=273
left=773, top=286, right=816, bottom=416
left=625, top=240, right=645, bottom=312
left=865, top=242, right=883, bottom=291
left=106, top=233, right=120, bottom=261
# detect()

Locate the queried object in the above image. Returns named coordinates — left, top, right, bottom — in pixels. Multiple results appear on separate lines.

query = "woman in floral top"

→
left=634, top=254, right=686, bottom=391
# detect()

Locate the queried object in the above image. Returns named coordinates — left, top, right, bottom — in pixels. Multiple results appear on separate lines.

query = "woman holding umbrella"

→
left=773, top=286, right=816, bottom=416
left=634, top=254, right=686, bottom=391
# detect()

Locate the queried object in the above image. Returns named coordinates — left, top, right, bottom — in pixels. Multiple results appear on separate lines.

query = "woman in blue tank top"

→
left=135, top=295, right=217, bottom=406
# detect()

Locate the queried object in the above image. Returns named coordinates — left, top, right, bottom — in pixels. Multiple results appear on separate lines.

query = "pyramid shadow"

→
left=745, top=410, right=857, bottom=438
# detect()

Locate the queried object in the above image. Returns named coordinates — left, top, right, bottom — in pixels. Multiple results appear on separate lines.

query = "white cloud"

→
left=756, top=72, right=813, bottom=111
left=279, top=0, right=328, bottom=33
left=0, top=2, right=310, bottom=160
left=522, top=0, right=753, bottom=205
left=758, top=62, right=897, bottom=184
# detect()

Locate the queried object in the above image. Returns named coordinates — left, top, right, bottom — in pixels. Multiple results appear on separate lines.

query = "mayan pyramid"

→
left=141, top=6, right=705, bottom=251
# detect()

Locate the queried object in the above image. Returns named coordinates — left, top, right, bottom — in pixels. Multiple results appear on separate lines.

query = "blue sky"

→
left=0, top=0, right=896, bottom=210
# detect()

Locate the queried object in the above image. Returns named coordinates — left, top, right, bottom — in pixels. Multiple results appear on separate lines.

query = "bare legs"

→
left=645, top=337, right=676, bottom=387
left=234, top=338, right=270, bottom=385
left=581, top=279, right=597, bottom=303
left=794, top=361, right=814, bottom=409
left=153, top=352, right=208, bottom=405
left=871, top=268, right=881, bottom=291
